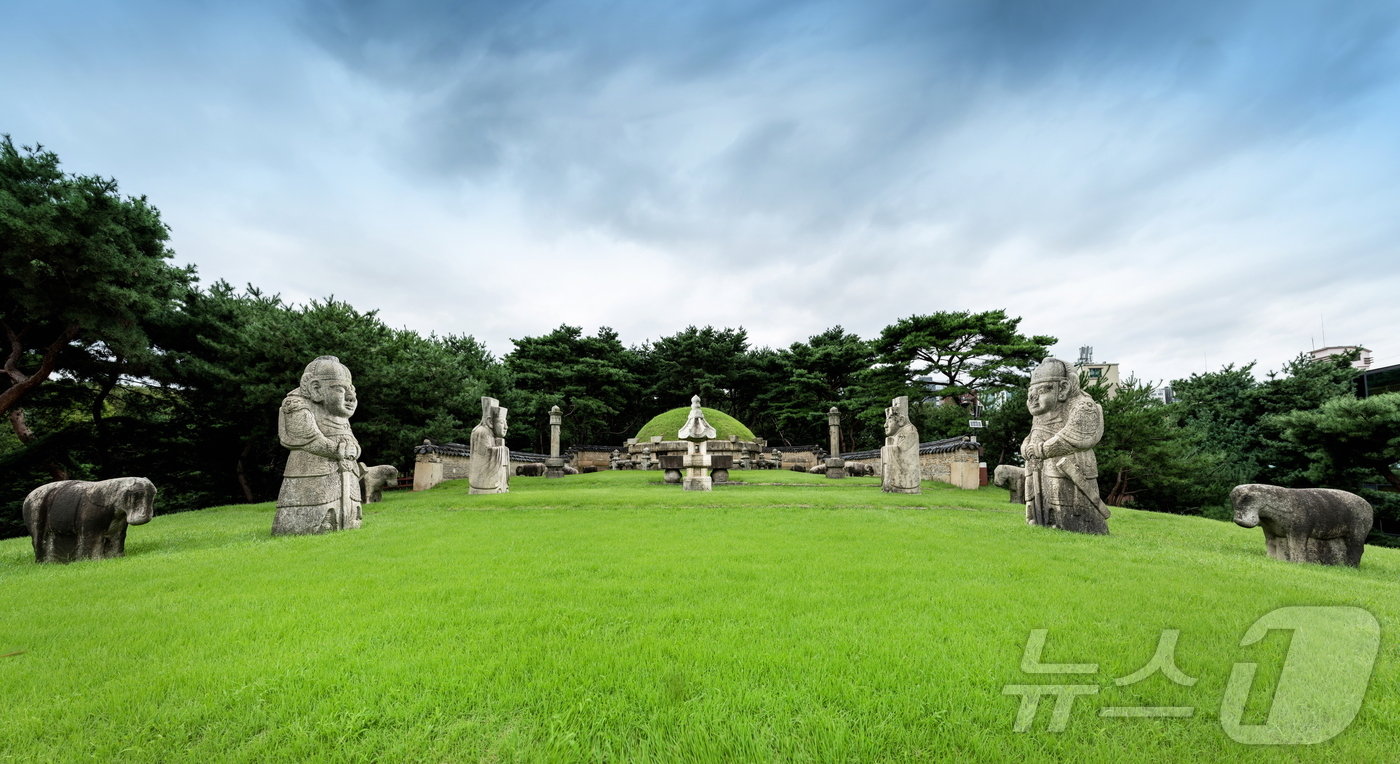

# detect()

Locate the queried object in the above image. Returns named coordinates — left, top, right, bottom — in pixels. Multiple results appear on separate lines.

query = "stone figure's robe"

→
left=274, top=391, right=362, bottom=534
left=1022, top=393, right=1109, bottom=534
left=881, top=423, right=921, bottom=494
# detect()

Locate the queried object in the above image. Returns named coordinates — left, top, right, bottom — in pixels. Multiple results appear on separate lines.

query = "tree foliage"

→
left=1088, top=379, right=1219, bottom=513
left=873, top=310, right=1055, bottom=403
left=504, top=325, right=642, bottom=450
left=0, top=135, right=195, bottom=443
left=764, top=327, right=874, bottom=447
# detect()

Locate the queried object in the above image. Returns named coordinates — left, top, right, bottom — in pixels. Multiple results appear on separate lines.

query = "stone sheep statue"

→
left=993, top=465, right=1026, bottom=504
left=516, top=463, right=546, bottom=477
left=1231, top=484, right=1373, bottom=567
left=361, top=464, right=400, bottom=503
left=846, top=463, right=876, bottom=477
left=22, top=478, right=156, bottom=563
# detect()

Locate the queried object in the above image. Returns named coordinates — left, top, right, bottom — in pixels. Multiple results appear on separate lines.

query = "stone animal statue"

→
left=361, top=464, right=400, bottom=503
left=846, top=463, right=876, bottom=477
left=22, top=478, right=156, bottom=563
left=807, top=464, right=826, bottom=475
left=1231, top=484, right=1373, bottom=567
left=993, top=465, right=1026, bottom=504
left=516, top=463, right=546, bottom=477
left=564, top=464, right=580, bottom=475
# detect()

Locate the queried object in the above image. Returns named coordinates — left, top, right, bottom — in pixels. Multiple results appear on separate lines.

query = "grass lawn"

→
left=2, top=470, right=1397, bottom=762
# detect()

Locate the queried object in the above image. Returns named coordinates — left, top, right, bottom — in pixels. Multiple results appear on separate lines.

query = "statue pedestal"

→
left=825, top=457, right=846, bottom=479
left=544, top=456, right=565, bottom=479
left=682, top=448, right=712, bottom=491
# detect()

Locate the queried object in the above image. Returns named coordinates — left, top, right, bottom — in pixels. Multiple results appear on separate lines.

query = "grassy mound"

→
left=2, top=471, right=1397, bottom=761
left=635, top=406, right=756, bottom=442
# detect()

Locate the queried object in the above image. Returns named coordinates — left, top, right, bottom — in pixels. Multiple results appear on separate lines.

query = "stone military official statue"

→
left=1021, top=358, right=1110, bottom=534
left=273, top=356, right=365, bottom=535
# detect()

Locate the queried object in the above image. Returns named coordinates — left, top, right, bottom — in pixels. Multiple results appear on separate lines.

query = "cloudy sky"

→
left=5, top=0, right=1399, bottom=385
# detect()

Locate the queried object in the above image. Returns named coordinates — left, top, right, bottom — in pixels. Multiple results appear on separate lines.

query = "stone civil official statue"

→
left=273, top=356, right=364, bottom=535
left=1021, top=358, right=1110, bottom=534
left=469, top=396, right=510, bottom=494
left=881, top=395, right=921, bottom=494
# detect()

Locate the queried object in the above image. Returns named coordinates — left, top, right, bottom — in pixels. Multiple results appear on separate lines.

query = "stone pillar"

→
left=684, top=439, right=712, bottom=491
left=413, top=452, right=443, bottom=491
left=545, top=404, right=565, bottom=478
left=826, top=406, right=846, bottom=479
left=950, top=460, right=980, bottom=490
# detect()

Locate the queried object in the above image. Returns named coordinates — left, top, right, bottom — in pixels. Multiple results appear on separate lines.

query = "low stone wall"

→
left=569, top=446, right=614, bottom=471
left=413, top=442, right=548, bottom=490
left=841, top=436, right=983, bottom=490
left=770, top=446, right=823, bottom=470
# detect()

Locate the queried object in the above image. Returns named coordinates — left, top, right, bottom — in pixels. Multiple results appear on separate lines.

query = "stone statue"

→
left=1232, top=484, right=1373, bottom=566
left=1021, top=358, right=1109, bottom=534
left=361, top=464, right=400, bottom=503
left=881, top=395, right=921, bottom=494
left=993, top=464, right=1026, bottom=504
left=22, top=477, right=156, bottom=563
left=273, top=356, right=364, bottom=535
left=469, top=396, right=510, bottom=494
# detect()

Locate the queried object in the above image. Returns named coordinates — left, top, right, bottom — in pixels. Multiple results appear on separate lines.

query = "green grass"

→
left=634, top=407, right=756, bottom=442
left=2, top=471, right=1398, bottom=762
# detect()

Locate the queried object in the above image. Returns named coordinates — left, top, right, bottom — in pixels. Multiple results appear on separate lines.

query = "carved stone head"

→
left=885, top=395, right=910, bottom=436
left=479, top=396, right=507, bottom=438
left=1026, top=358, right=1079, bottom=417
left=299, top=356, right=356, bottom=418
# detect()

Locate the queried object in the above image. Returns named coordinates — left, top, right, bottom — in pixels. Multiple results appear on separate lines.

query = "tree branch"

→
left=0, top=323, right=79, bottom=416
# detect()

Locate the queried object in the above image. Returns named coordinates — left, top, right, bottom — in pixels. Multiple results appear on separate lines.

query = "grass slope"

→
left=2, top=471, right=1397, bottom=762
left=634, top=407, right=756, bottom=442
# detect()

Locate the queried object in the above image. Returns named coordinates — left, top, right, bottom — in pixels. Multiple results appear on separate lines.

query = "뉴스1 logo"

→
left=1003, top=605, right=1381, bottom=744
